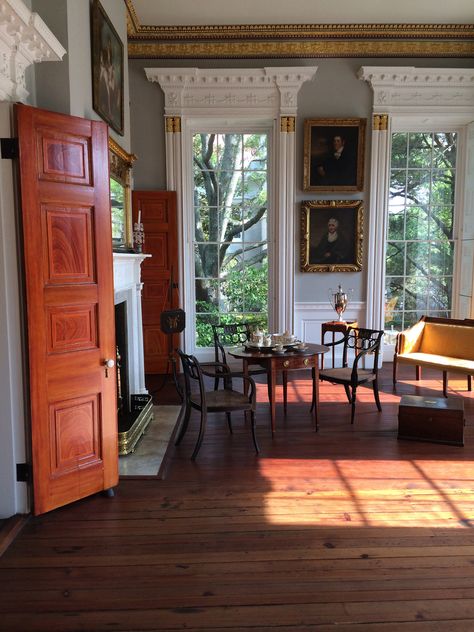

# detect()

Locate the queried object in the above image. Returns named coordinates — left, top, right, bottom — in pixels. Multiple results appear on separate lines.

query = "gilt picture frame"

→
left=300, top=200, right=363, bottom=272
left=91, top=0, right=124, bottom=135
left=109, top=137, right=136, bottom=252
left=303, top=118, right=366, bottom=192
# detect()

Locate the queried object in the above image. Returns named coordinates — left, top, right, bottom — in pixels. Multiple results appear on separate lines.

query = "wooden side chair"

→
left=175, top=349, right=259, bottom=460
left=319, top=327, right=384, bottom=424
left=212, top=323, right=288, bottom=405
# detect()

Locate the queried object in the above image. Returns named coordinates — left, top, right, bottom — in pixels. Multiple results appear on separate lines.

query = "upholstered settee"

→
left=393, top=316, right=474, bottom=397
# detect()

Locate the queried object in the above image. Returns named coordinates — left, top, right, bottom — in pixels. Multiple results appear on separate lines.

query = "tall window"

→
left=193, top=133, right=269, bottom=347
left=385, top=132, right=457, bottom=332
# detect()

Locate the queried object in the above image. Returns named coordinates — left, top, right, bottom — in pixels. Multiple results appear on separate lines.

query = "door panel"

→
left=16, top=103, right=118, bottom=515
left=132, top=191, right=178, bottom=374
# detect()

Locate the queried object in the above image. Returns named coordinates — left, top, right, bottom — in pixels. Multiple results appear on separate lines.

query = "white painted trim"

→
left=359, top=66, right=474, bottom=334
left=294, top=301, right=366, bottom=365
left=358, top=67, right=474, bottom=117
left=0, top=0, right=66, bottom=101
left=365, top=121, right=391, bottom=330
left=146, top=66, right=317, bottom=355
left=0, top=102, right=28, bottom=518
left=113, top=253, right=151, bottom=397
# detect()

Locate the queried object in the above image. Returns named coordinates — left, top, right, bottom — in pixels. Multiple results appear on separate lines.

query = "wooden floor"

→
left=2, top=364, right=474, bottom=631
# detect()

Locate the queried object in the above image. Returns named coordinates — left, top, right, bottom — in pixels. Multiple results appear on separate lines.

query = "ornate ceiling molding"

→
left=0, top=0, right=66, bottom=101
left=125, top=2, right=474, bottom=59
left=145, top=67, right=318, bottom=116
left=358, top=66, right=474, bottom=113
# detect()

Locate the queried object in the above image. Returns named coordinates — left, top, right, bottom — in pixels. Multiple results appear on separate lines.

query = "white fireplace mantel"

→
left=113, top=252, right=150, bottom=396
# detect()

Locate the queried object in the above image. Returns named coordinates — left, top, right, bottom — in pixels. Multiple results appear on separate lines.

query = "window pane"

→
left=430, top=240, right=454, bottom=276
left=405, top=205, right=428, bottom=240
left=429, top=207, right=453, bottom=240
left=386, top=242, right=405, bottom=276
left=389, top=170, right=407, bottom=203
left=406, top=242, right=429, bottom=276
left=404, top=277, right=428, bottom=310
left=431, top=169, right=456, bottom=205
left=428, top=277, right=452, bottom=311
left=390, top=133, right=407, bottom=168
left=387, top=204, right=405, bottom=240
left=432, top=133, right=456, bottom=168
left=408, top=133, right=432, bottom=168
left=407, top=170, right=431, bottom=205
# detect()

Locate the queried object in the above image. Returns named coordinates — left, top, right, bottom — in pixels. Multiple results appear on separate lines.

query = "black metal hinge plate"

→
left=16, top=463, right=32, bottom=482
left=1, top=138, right=19, bottom=159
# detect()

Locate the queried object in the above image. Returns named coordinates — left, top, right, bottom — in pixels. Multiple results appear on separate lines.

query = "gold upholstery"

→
left=393, top=317, right=474, bottom=396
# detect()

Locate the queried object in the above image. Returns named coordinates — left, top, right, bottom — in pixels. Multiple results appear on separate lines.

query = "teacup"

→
left=274, top=343, right=284, bottom=353
left=296, top=342, right=307, bottom=350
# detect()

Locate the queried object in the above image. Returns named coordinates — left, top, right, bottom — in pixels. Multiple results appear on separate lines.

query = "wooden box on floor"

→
left=398, top=395, right=465, bottom=446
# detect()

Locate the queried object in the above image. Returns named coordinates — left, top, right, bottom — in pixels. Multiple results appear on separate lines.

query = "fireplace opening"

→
left=115, top=300, right=153, bottom=455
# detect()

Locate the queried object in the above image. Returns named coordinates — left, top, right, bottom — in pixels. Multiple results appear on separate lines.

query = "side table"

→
left=321, top=320, right=358, bottom=369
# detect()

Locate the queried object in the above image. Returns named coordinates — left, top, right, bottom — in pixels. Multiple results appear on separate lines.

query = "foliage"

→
left=110, top=178, right=125, bottom=242
left=193, top=133, right=268, bottom=347
left=385, top=132, right=456, bottom=330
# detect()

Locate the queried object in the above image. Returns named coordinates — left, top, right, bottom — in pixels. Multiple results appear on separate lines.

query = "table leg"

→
left=312, top=361, right=320, bottom=432
left=283, top=370, right=288, bottom=414
left=332, top=332, right=335, bottom=368
left=269, top=364, right=276, bottom=436
left=243, top=360, right=249, bottom=396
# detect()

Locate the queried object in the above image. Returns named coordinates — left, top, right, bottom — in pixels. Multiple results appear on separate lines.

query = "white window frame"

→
left=184, top=120, right=274, bottom=357
left=386, top=125, right=463, bottom=330
left=358, top=67, right=474, bottom=361
left=145, top=66, right=318, bottom=358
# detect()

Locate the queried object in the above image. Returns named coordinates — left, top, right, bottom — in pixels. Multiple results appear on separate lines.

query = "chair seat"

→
left=191, top=390, right=253, bottom=412
left=320, top=367, right=376, bottom=384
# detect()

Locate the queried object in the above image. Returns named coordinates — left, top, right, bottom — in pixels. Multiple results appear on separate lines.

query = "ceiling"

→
left=130, top=0, right=474, bottom=26
left=126, top=0, right=474, bottom=59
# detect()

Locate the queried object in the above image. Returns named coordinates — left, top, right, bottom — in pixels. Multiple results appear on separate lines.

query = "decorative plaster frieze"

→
left=359, top=67, right=474, bottom=113
left=0, top=0, right=66, bottom=101
left=145, top=67, right=317, bottom=116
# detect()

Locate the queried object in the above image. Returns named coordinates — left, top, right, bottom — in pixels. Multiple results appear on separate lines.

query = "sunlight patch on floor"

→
left=258, top=458, right=474, bottom=528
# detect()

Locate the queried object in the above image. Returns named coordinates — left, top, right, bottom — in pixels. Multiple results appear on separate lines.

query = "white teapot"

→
left=283, top=329, right=296, bottom=344
left=251, top=326, right=264, bottom=345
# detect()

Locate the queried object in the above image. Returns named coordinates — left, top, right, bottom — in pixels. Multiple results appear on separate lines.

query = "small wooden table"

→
left=321, top=320, right=358, bottom=369
left=229, top=343, right=329, bottom=435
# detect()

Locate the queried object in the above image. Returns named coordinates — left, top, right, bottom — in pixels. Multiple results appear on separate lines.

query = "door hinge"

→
left=1, top=138, right=19, bottom=159
left=16, top=463, right=32, bottom=482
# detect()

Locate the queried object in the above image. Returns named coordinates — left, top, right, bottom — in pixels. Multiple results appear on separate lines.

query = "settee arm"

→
left=396, top=320, right=425, bottom=354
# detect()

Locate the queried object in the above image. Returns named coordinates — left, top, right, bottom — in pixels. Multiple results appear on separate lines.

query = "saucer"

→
left=294, top=346, right=308, bottom=353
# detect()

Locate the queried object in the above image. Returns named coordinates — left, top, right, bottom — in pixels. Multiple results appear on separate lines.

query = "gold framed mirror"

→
left=109, top=137, right=136, bottom=251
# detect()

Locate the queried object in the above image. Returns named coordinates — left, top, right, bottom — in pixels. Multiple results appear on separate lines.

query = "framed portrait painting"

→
left=300, top=200, right=363, bottom=273
left=91, top=0, right=124, bottom=135
left=303, top=118, right=366, bottom=191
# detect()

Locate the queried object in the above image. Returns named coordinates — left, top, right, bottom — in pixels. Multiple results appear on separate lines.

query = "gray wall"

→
left=129, top=56, right=474, bottom=304
left=32, top=0, right=131, bottom=151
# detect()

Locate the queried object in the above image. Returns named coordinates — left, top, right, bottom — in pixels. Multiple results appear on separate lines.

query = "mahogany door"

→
left=132, top=191, right=179, bottom=374
left=16, top=104, right=118, bottom=515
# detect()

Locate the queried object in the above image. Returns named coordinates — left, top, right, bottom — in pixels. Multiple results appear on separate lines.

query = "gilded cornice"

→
left=125, top=2, right=474, bottom=59
left=129, top=39, right=474, bottom=59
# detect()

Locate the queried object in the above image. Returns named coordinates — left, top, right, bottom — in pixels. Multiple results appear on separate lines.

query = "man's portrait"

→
left=300, top=200, right=363, bottom=272
left=91, top=0, right=124, bottom=135
left=303, top=118, right=366, bottom=192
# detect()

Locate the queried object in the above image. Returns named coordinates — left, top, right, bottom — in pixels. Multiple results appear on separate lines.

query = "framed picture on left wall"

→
left=91, top=0, right=124, bottom=135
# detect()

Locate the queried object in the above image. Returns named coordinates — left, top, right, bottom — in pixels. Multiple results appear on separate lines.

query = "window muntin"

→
left=385, top=132, right=457, bottom=331
left=193, top=133, right=269, bottom=347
